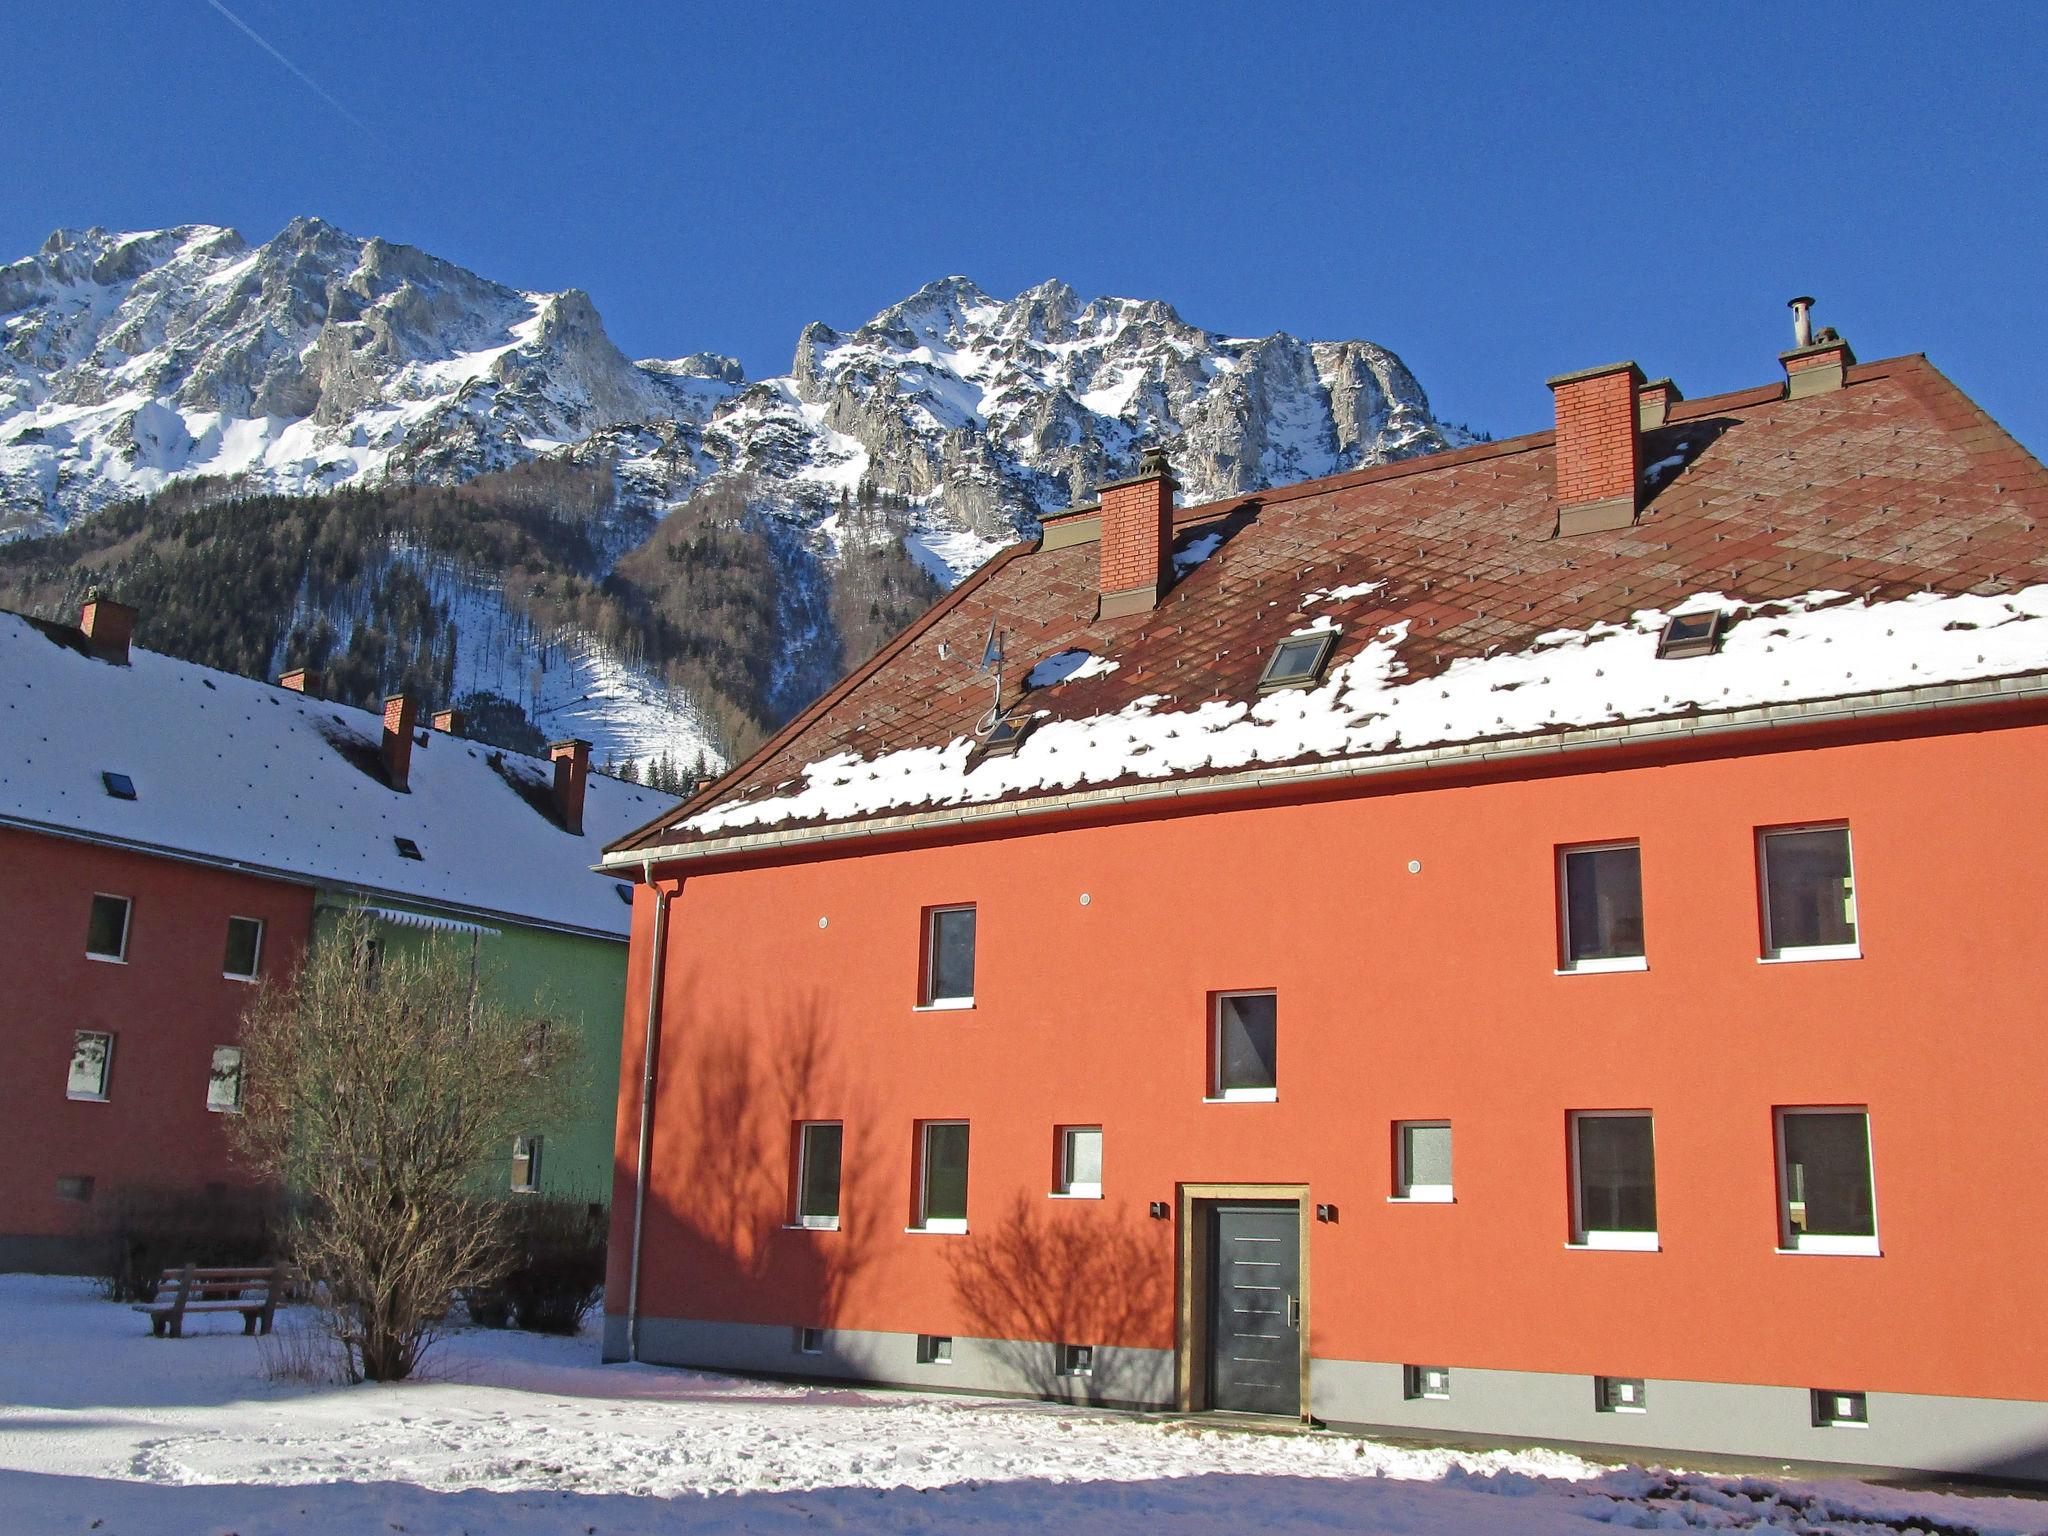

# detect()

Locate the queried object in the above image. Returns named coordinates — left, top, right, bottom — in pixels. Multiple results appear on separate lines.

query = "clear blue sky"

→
left=6, top=3, right=2043, bottom=452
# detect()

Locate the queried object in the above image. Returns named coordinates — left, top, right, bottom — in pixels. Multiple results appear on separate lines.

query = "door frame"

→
left=1176, top=1182, right=1311, bottom=1420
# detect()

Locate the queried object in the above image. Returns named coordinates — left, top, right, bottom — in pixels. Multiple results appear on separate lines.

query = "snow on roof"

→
left=0, top=612, right=676, bottom=938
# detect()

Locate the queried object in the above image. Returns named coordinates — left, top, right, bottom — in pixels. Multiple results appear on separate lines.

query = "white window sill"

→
left=510, top=1187, right=541, bottom=1196
left=1204, top=1089, right=1278, bottom=1104
left=905, top=1223, right=967, bottom=1235
left=1759, top=946, right=1862, bottom=964
left=1555, top=956, right=1648, bottom=975
left=85, top=952, right=127, bottom=965
left=1776, top=1239, right=1881, bottom=1257
left=914, top=998, right=975, bottom=1012
left=205, top=1105, right=242, bottom=1116
left=784, top=1221, right=840, bottom=1232
left=223, top=973, right=259, bottom=984
left=1048, top=1190, right=1102, bottom=1200
left=65, top=1092, right=109, bottom=1103
left=1820, top=1419, right=1871, bottom=1430
left=1599, top=1406, right=1649, bottom=1415
left=1568, top=1233, right=1660, bottom=1252
left=1389, top=1191, right=1455, bottom=1204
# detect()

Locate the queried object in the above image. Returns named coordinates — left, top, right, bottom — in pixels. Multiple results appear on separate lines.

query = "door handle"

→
left=1287, top=1294, right=1300, bottom=1330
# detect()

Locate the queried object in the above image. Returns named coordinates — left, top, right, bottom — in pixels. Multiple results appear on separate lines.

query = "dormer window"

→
left=1656, top=610, right=1724, bottom=659
left=1259, top=630, right=1336, bottom=691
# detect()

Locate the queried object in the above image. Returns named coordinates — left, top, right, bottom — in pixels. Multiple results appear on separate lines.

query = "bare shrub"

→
left=230, top=915, right=574, bottom=1382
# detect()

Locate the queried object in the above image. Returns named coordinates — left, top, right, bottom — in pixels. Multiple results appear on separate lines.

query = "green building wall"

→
left=312, top=900, right=627, bottom=1207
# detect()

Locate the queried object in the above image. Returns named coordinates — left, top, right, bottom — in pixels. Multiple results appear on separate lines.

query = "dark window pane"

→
left=86, top=895, right=128, bottom=959
left=1576, top=1114, right=1657, bottom=1233
left=1565, top=846, right=1644, bottom=962
left=923, top=1123, right=969, bottom=1222
left=1218, top=993, right=1277, bottom=1092
left=930, top=908, right=976, bottom=1001
left=223, top=917, right=262, bottom=977
left=1764, top=829, right=1856, bottom=952
left=1783, top=1112, right=1874, bottom=1238
left=800, top=1124, right=843, bottom=1221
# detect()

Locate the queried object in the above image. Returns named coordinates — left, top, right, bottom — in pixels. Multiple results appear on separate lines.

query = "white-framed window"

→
left=1055, top=1126, right=1103, bottom=1197
left=916, top=1334, right=953, bottom=1365
left=1059, top=1343, right=1094, bottom=1377
left=1558, top=842, right=1646, bottom=971
left=1776, top=1107, right=1878, bottom=1255
left=67, top=1031, right=113, bottom=1101
left=1596, top=1375, right=1647, bottom=1413
left=85, top=894, right=131, bottom=962
left=1813, top=1388, right=1869, bottom=1428
left=921, top=904, right=976, bottom=1008
left=795, top=1122, right=843, bottom=1229
left=795, top=1326, right=825, bottom=1355
left=1759, top=825, right=1859, bottom=960
left=915, top=1120, right=970, bottom=1232
left=1569, top=1111, right=1658, bottom=1249
left=1394, top=1121, right=1453, bottom=1202
left=223, top=916, right=264, bottom=981
left=1404, top=1364, right=1451, bottom=1400
left=510, top=1133, right=543, bottom=1193
left=206, top=1046, right=244, bottom=1113
left=1211, top=991, right=1277, bottom=1101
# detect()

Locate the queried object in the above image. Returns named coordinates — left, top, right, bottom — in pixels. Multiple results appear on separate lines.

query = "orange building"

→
left=603, top=314, right=2048, bottom=1477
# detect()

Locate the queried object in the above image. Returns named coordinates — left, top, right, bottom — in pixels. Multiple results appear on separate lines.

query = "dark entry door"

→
left=1208, top=1202, right=1301, bottom=1415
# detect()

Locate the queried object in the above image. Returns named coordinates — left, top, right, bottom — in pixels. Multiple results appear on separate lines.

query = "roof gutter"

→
left=625, top=863, right=672, bottom=1364
left=608, top=669, right=2048, bottom=870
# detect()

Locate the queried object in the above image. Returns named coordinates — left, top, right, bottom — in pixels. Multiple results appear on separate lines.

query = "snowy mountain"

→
left=0, top=218, right=1471, bottom=766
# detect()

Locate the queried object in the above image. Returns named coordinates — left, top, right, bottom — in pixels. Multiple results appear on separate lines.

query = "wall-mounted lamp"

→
left=1148, top=1201, right=1171, bottom=1220
left=1315, top=1203, right=1338, bottom=1224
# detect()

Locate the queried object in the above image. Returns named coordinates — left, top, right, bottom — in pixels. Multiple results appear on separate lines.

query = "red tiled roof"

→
left=611, top=354, right=2048, bottom=858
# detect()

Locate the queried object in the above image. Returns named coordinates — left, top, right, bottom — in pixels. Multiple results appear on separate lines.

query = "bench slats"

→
left=135, top=1263, right=299, bottom=1339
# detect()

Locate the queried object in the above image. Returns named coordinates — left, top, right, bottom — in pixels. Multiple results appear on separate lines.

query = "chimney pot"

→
left=431, top=706, right=465, bottom=736
left=79, top=590, right=138, bottom=665
left=380, top=694, right=418, bottom=793
left=279, top=667, right=320, bottom=696
left=1788, top=295, right=1816, bottom=348
left=1546, top=361, right=1645, bottom=535
left=1094, top=445, right=1176, bottom=618
left=1780, top=299, right=1855, bottom=399
left=549, top=739, right=592, bottom=836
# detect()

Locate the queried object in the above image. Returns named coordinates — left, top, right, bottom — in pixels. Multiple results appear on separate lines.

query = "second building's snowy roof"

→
left=0, top=612, right=677, bottom=938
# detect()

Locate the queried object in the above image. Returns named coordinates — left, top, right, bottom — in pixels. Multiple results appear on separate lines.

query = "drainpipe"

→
left=625, top=862, right=672, bottom=1363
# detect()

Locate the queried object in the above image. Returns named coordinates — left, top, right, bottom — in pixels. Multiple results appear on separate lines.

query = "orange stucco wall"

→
left=610, top=714, right=2048, bottom=1402
left=0, top=825, right=314, bottom=1253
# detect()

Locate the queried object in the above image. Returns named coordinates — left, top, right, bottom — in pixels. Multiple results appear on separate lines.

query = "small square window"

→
left=1212, top=991, right=1277, bottom=1100
left=1394, top=1121, right=1453, bottom=1201
left=393, top=836, right=424, bottom=861
left=1571, top=1111, right=1657, bottom=1249
left=1056, top=1126, right=1103, bottom=1197
left=916, top=1121, right=970, bottom=1232
left=86, top=894, right=131, bottom=962
left=101, top=771, right=137, bottom=800
left=1760, top=825, right=1857, bottom=959
left=206, top=1046, right=244, bottom=1114
left=223, top=916, right=264, bottom=980
left=795, top=1122, right=843, bottom=1228
left=510, top=1132, right=543, bottom=1193
left=1559, top=843, right=1645, bottom=970
left=1259, top=629, right=1337, bottom=691
left=1596, top=1375, right=1647, bottom=1413
left=1777, top=1107, right=1878, bottom=1254
left=795, top=1326, right=825, bottom=1355
left=922, top=905, right=976, bottom=1007
left=917, top=1334, right=953, bottom=1365
left=1655, top=610, right=1723, bottom=659
left=55, top=1174, right=95, bottom=1202
left=1813, top=1389, right=1868, bottom=1427
left=1059, top=1343, right=1093, bottom=1377
left=1404, top=1364, right=1451, bottom=1400
left=67, top=1031, right=113, bottom=1101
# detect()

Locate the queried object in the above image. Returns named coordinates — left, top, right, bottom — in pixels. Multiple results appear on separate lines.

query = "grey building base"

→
left=0, top=1232, right=101, bottom=1275
left=608, top=1314, right=2048, bottom=1481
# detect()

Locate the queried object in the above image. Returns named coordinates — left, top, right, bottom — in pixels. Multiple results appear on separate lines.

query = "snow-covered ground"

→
left=2, top=1278, right=2043, bottom=1534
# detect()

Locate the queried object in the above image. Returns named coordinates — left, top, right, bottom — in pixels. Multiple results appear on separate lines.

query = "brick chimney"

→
left=279, top=667, right=320, bottom=696
left=79, top=590, right=137, bottom=665
left=431, top=706, right=465, bottom=736
left=1781, top=297, right=1854, bottom=398
left=1547, top=361, right=1645, bottom=536
left=380, top=694, right=418, bottom=792
left=1095, top=445, right=1176, bottom=618
left=1637, top=378, right=1683, bottom=431
left=549, top=739, right=591, bottom=836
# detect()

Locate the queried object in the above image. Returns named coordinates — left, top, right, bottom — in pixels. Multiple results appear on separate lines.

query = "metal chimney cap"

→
left=1788, top=295, right=1816, bottom=310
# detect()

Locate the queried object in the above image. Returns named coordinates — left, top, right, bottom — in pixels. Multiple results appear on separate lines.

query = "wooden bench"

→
left=132, top=1263, right=296, bottom=1338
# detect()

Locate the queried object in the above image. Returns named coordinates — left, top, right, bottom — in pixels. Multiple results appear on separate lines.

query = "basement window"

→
left=54, top=1175, right=95, bottom=1203
left=101, top=771, right=136, bottom=800
left=1596, top=1375, right=1647, bottom=1414
left=795, top=1327, right=825, bottom=1355
left=1404, top=1365, right=1451, bottom=1400
left=1059, top=1343, right=1093, bottom=1378
left=917, top=1334, right=953, bottom=1365
left=1258, top=630, right=1337, bottom=691
left=1813, top=1389, right=1868, bottom=1428
left=1656, top=610, right=1724, bottom=659
left=393, top=836, right=424, bottom=861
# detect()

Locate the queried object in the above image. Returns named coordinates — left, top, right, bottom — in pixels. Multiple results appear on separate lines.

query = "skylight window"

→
left=1656, top=610, right=1724, bottom=659
left=101, top=771, right=136, bottom=800
left=614, top=882, right=634, bottom=906
left=1259, top=630, right=1337, bottom=691
left=973, top=710, right=1031, bottom=760
left=393, top=836, right=424, bottom=861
